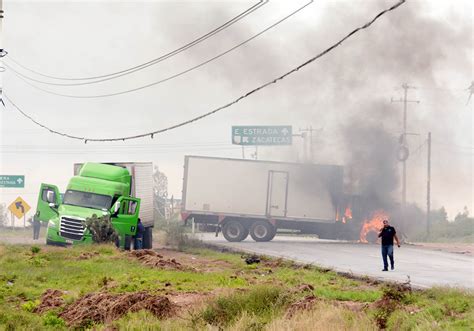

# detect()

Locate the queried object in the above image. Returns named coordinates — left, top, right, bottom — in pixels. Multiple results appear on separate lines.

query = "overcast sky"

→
left=0, top=0, right=472, bottom=223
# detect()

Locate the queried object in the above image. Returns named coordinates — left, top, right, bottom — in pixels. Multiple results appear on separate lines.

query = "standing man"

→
left=378, top=219, right=401, bottom=271
left=33, top=214, right=41, bottom=240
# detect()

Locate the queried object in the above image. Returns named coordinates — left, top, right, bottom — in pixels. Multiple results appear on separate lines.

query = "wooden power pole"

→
left=427, top=132, right=431, bottom=236
left=391, top=84, right=419, bottom=228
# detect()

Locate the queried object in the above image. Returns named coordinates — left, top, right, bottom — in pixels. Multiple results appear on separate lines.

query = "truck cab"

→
left=36, top=163, right=141, bottom=249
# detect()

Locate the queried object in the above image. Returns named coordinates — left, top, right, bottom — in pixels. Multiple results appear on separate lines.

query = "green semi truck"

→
left=35, top=162, right=154, bottom=249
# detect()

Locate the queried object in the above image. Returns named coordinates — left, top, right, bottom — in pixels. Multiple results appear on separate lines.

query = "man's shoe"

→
left=382, top=268, right=388, bottom=271
left=391, top=266, right=394, bottom=270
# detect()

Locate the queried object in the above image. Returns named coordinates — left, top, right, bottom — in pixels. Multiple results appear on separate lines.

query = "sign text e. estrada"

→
left=232, top=126, right=292, bottom=146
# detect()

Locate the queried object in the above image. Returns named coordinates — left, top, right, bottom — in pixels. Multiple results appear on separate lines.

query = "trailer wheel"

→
left=222, top=221, right=247, bottom=242
left=124, top=235, right=132, bottom=251
left=143, top=227, right=153, bottom=249
left=250, top=221, right=276, bottom=242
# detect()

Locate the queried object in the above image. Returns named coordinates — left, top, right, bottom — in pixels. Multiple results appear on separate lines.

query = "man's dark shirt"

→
left=379, top=226, right=396, bottom=245
left=136, top=220, right=145, bottom=239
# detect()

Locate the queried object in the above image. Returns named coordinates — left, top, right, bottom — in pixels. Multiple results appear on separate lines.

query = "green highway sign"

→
left=232, top=126, right=292, bottom=146
left=0, top=175, right=25, bottom=188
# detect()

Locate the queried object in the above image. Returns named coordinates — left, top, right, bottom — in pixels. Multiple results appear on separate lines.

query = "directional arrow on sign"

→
left=17, top=178, right=23, bottom=184
left=281, top=128, right=289, bottom=135
left=15, top=201, right=25, bottom=213
left=8, top=197, right=31, bottom=219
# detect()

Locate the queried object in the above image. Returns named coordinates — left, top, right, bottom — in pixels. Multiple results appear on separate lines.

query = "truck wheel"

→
left=222, top=221, right=247, bottom=242
left=124, top=235, right=132, bottom=251
left=250, top=221, right=276, bottom=242
left=143, top=227, right=153, bottom=249
left=268, top=226, right=277, bottom=241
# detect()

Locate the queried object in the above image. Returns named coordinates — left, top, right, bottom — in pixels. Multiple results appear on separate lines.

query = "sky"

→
left=0, top=0, right=472, bottom=225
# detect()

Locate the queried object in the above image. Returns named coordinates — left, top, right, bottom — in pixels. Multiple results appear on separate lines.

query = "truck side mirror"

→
left=46, top=190, right=56, bottom=203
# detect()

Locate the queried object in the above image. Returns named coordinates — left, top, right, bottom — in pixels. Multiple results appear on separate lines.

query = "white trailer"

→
left=181, top=156, right=343, bottom=242
left=74, top=162, right=155, bottom=246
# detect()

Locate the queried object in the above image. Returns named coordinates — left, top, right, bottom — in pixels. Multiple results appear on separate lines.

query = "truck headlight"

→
left=48, top=220, right=57, bottom=228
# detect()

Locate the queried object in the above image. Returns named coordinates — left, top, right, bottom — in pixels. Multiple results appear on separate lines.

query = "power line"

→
left=0, top=146, right=242, bottom=155
left=4, top=0, right=407, bottom=142
left=3, top=1, right=268, bottom=86
left=431, top=140, right=474, bottom=150
left=6, top=1, right=313, bottom=98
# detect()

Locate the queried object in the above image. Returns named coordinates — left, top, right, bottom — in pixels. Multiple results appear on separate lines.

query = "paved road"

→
left=197, top=233, right=474, bottom=289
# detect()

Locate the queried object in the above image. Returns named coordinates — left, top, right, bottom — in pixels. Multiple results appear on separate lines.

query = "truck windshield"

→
left=63, top=190, right=112, bottom=210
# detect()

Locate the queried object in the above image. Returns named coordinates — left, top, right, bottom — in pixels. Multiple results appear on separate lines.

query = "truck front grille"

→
left=60, top=216, right=85, bottom=241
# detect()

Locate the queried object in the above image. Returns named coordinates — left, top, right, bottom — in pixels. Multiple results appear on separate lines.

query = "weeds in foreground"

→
left=194, top=286, right=291, bottom=328
left=373, top=281, right=412, bottom=329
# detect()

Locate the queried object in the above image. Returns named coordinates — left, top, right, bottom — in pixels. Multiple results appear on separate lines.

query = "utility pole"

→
left=0, top=0, right=4, bottom=99
left=391, top=84, right=419, bottom=229
left=427, top=132, right=431, bottom=236
left=299, top=126, right=322, bottom=163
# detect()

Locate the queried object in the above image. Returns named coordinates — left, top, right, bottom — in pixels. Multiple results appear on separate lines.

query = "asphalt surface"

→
left=197, top=233, right=474, bottom=289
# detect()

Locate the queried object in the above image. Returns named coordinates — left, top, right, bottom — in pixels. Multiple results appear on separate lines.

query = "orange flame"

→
left=344, top=207, right=353, bottom=219
left=359, top=210, right=389, bottom=243
left=342, top=207, right=353, bottom=223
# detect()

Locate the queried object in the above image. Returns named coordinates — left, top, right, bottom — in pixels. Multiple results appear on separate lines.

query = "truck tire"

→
left=222, top=220, right=247, bottom=242
left=250, top=221, right=276, bottom=242
left=143, top=227, right=153, bottom=249
left=124, top=235, right=132, bottom=251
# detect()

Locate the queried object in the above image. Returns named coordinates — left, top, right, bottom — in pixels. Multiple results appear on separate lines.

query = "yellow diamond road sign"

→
left=8, top=196, right=31, bottom=219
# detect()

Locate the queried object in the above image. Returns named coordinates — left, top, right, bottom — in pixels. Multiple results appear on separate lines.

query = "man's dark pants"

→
left=134, top=237, right=143, bottom=250
left=381, top=244, right=394, bottom=270
left=33, top=220, right=41, bottom=240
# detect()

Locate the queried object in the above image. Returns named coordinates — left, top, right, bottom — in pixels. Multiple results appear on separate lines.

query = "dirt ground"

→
left=138, top=246, right=236, bottom=273
left=59, top=291, right=175, bottom=327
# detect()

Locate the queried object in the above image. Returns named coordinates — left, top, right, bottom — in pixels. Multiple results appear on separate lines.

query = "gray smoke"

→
left=342, top=103, right=400, bottom=213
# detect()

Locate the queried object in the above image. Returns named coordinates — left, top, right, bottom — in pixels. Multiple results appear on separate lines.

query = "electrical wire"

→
left=3, top=1, right=268, bottom=86
left=408, top=140, right=427, bottom=160
left=0, top=146, right=242, bottom=155
left=6, top=1, right=313, bottom=98
left=431, top=140, right=474, bottom=150
left=4, top=0, right=406, bottom=142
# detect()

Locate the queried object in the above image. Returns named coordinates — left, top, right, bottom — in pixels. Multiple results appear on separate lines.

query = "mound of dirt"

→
left=59, top=291, right=175, bottom=327
left=128, top=250, right=193, bottom=271
left=34, top=289, right=65, bottom=314
left=286, top=295, right=318, bottom=318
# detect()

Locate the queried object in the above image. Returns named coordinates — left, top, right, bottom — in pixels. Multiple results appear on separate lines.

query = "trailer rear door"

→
left=266, top=171, right=289, bottom=218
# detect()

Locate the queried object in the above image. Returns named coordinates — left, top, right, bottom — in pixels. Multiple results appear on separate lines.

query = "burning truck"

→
left=180, top=156, right=393, bottom=243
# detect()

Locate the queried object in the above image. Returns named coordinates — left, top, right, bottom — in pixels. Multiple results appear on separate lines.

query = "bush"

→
left=30, top=246, right=41, bottom=254
left=198, top=286, right=290, bottom=328
left=21, top=300, right=40, bottom=312
left=42, top=312, right=66, bottom=328
left=83, top=214, right=118, bottom=244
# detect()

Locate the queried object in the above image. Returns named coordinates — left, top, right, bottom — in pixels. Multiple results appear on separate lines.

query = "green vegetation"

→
left=197, top=286, right=289, bottom=328
left=0, top=242, right=472, bottom=330
left=83, top=214, right=118, bottom=244
left=410, top=207, right=474, bottom=243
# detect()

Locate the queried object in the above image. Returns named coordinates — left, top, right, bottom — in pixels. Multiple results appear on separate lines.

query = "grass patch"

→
left=0, top=242, right=473, bottom=330
left=196, top=286, right=290, bottom=328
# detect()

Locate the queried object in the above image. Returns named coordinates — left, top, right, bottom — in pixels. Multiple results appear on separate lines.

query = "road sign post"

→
left=0, top=175, right=25, bottom=188
left=232, top=126, right=292, bottom=146
left=8, top=197, right=31, bottom=223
